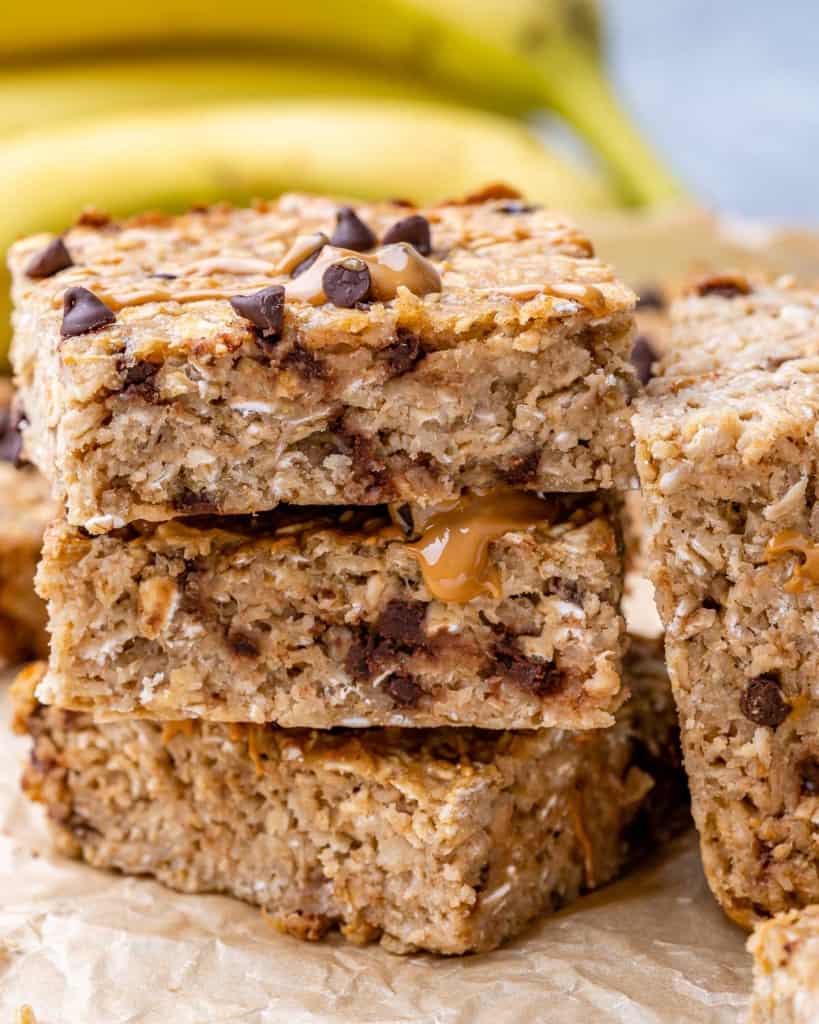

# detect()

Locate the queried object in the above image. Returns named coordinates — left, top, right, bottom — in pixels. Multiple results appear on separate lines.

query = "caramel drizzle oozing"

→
left=766, top=530, right=819, bottom=593
left=406, top=490, right=555, bottom=603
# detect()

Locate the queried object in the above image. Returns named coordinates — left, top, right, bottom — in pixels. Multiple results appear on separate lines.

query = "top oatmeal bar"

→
left=10, top=190, right=636, bottom=532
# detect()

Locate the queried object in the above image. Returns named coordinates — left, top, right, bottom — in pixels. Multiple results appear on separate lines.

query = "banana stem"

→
left=532, top=46, right=682, bottom=208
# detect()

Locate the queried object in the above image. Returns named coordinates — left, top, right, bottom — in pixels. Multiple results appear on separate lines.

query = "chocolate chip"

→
left=694, top=274, right=752, bottom=299
left=376, top=600, right=427, bottom=647
left=61, top=287, right=116, bottom=339
left=229, top=631, right=259, bottom=657
left=384, top=674, right=422, bottom=708
left=496, top=201, right=540, bottom=214
left=637, top=285, right=666, bottom=311
left=798, top=756, right=819, bottom=795
left=119, top=359, right=160, bottom=402
left=0, top=403, right=25, bottom=466
left=322, top=258, right=371, bottom=308
left=26, top=238, right=73, bottom=279
left=381, top=215, right=432, bottom=256
left=393, top=503, right=414, bottom=537
left=740, top=675, right=790, bottom=728
left=172, top=488, right=218, bottom=514
left=229, top=285, right=285, bottom=341
left=151, top=272, right=177, bottom=281
left=280, top=343, right=326, bottom=380
left=630, top=335, right=659, bottom=386
left=329, top=206, right=376, bottom=251
left=382, top=329, right=425, bottom=376
left=492, top=641, right=563, bottom=697
left=501, top=450, right=540, bottom=486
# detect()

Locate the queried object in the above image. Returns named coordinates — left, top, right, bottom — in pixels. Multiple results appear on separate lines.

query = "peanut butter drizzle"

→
left=766, top=530, right=819, bottom=593
left=406, top=490, right=554, bottom=603
left=285, top=242, right=442, bottom=304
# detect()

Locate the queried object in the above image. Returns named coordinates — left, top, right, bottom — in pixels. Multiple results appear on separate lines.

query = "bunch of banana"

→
left=0, top=0, right=681, bottom=364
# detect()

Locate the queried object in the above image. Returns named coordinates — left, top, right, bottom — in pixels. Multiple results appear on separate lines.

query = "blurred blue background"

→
left=608, top=0, right=818, bottom=222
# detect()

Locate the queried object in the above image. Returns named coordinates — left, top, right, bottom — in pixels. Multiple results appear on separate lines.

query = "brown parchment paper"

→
left=6, top=209, right=819, bottom=1024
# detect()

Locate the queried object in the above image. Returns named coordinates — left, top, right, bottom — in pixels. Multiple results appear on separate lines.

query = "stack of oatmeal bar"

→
left=9, top=191, right=686, bottom=954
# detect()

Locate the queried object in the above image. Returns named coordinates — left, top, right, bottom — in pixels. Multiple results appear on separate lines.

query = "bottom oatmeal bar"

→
left=748, top=906, right=819, bottom=1023
left=13, top=641, right=687, bottom=956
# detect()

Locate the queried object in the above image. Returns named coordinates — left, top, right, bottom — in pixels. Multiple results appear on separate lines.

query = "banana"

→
left=0, top=97, right=614, bottom=366
left=0, top=56, right=448, bottom=138
left=0, top=0, right=678, bottom=206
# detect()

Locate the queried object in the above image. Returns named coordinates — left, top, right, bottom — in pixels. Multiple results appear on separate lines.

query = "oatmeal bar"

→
left=35, top=491, right=627, bottom=729
left=632, top=274, right=819, bottom=928
left=0, top=379, right=53, bottom=667
left=748, top=906, right=819, bottom=1023
left=13, top=640, right=687, bottom=956
left=10, top=191, right=636, bottom=533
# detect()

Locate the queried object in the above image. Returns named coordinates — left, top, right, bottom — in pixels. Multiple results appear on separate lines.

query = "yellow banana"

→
left=0, top=97, right=614, bottom=365
left=0, top=0, right=678, bottom=206
left=0, top=56, right=448, bottom=137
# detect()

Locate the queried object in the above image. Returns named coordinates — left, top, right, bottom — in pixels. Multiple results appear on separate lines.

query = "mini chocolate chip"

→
left=329, top=206, right=376, bottom=251
left=376, top=600, right=427, bottom=647
left=26, top=238, right=73, bottom=279
left=798, top=756, right=819, bottom=795
left=637, top=285, right=666, bottom=311
left=384, top=674, right=422, bottom=707
left=694, top=274, right=752, bottom=299
left=229, top=285, right=285, bottom=340
left=740, top=675, right=790, bottom=728
left=497, top=201, right=540, bottom=214
left=630, top=335, right=659, bottom=386
left=383, top=329, right=424, bottom=376
left=381, top=214, right=432, bottom=256
left=61, top=287, right=116, bottom=339
left=322, top=258, right=371, bottom=308
left=0, top=404, right=24, bottom=466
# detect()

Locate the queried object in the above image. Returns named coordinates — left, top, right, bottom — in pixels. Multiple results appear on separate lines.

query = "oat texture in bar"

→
left=748, top=906, right=819, bottom=1024
left=633, top=274, right=819, bottom=928
left=0, top=379, right=53, bottom=667
left=36, top=492, right=627, bottom=729
left=10, top=191, right=637, bottom=532
left=13, top=640, right=687, bottom=956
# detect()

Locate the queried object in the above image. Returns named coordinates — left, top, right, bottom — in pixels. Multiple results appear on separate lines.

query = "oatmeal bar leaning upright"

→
left=10, top=192, right=636, bottom=532
left=633, top=274, right=819, bottom=928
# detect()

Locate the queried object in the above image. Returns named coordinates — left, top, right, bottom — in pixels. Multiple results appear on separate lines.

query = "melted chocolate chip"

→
left=695, top=274, right=752, bottom=299
left=382, top=329, right=425, bottom=376
left=740, top=675, right=790, bottom=728
left=229, top=285, right=285, bottom=341
left=381, top=214, right=432, bottom=256
left=501, top=450, right=540, bottom=486
left=119, top=359, right=160, bottom=402
left=393, top=503, right=414, bottom=537
left=229, top=632, right=259, bottom=657
left=291, top=245, right=325, bottom=279
left=322, top=258, right=371, bottom=308
left=637, top=285, right=666, bottom=311
left=61, top=287, right=116, bottom=339
left=376, top=600, right=427, bottom=647
left=280, top=343, right=326, bottom=380
left=0, top=403, right=25, bottom=466
left=492, top=641, right=563, bottom=697
left=630, top=335, right=659, bottom=386
left=329, top=206, right=376, bottom=251
left=384, top=674, right=422, bottom=708
left=172, top=488, right=218, bottom=514
left=798, top=756, right=819, bottom=795
left=26, top=238, right=73, bottom=279
left=497, top=201, right=540, bottom=214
